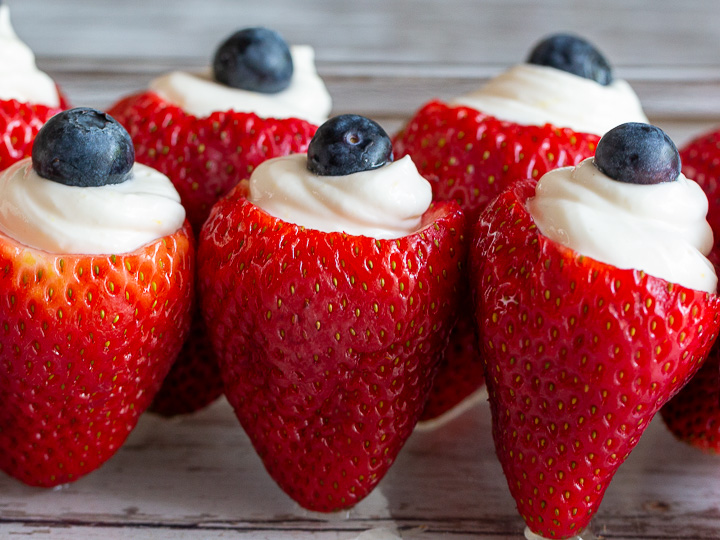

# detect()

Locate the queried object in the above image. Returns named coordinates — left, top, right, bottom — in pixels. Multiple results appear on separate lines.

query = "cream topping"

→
left=248, top=154, right=432, bottom=239
left=0, top=5, right=60, bottom=107
left=0, top=158, right=186, bottom=254
left=527, top=157, right=717, bottom=293
left=149, top=45, right=331, bottom=125
left=452, top=64, right=647, bottom=136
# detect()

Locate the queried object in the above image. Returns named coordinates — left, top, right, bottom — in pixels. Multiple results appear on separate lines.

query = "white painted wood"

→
left=3, top=1, right=720, bottom=538
left=12, top=0, right=720, bottom=67
left=33, top=62, right=720, bottom=148
left=14, top=0, right=720, bottom=143
left=2, top=399, right=720, bottom=539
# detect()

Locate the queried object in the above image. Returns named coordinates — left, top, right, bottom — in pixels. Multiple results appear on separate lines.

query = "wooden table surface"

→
left=3, top=1, right=720, bottom=538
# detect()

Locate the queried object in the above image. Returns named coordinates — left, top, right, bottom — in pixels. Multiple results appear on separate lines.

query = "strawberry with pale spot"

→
left=198, top=115, right=467, bottom=511
left=470, top=124, right=720, bottom=539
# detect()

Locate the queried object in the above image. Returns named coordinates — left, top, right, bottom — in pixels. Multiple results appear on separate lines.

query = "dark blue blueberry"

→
left=307, top=114, right=393, bottom=176
left=32, top=107, right=135, bottom=187
left=527, top=33, right=613, bottom=86
left=212, top=27, right=293, bottom=94
left=593, top=122, right=680, bottom=185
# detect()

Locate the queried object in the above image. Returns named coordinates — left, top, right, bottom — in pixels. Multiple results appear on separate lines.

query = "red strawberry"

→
left=197, top=182, right=466, bottom=511
left=656, top=129, right=720, bottom=452
left=418, top=292, right=484, bottom=422
left=0, top=223, right=194, bottom=486
left=394, top=100, right=600, bottom=422
left=470, top=178, right=720, bottom=539
left=661, top=343, right=720, bottom=452
left=681, top=129, right=720, bottom=247
left=147, top=304, right=223, bottom=416
left=393, top=101, right=600, bottom=221
left=108, top=92, right=317, bottom=235
left=108, top=91, right=318, bottom=416
left=0, top=97, right=67, bottom=172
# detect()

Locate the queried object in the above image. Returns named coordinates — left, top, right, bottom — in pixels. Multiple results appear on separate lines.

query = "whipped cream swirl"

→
left=248, top=154, right=432, bottom=239
left=0, top=5, right=60, bottom=107
left=0, top=159, right=186, bottom=255
left=527, top=157, right=717, bottom=293
left=452, top=64, right=647, bottom=136
left=149, top=45, right=332, bottom=125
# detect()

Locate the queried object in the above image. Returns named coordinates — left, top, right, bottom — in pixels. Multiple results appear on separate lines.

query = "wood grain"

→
left=3, top=1, right=720, bottom=538
left=29, top=58, right=720, bottom=147
left=2, top=399, right=720, bottom=539
left=13, top=0, right=720, bottom=67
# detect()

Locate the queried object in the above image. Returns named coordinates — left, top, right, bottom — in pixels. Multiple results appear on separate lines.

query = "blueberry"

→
left=593, top=123, right=680, bottom=185
left=212, top=27, right=293, bottom=94
left=527, top=33, right=613, bottom=86
left=32, top=107, right=135, bottom=187
left=307, top=114, right=393, bottom=176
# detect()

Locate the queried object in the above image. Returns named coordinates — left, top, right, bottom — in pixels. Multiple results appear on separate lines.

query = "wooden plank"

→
left=0, top=399, right=517, bottom=539
left=35, top=61, right=720, bottom=149
left=13, top=0, right=720, bottom=68
left=2, top=398, right=720, bottom=539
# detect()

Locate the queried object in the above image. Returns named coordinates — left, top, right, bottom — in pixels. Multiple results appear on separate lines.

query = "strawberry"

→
left=108, top=92, right=317, bottom=235
left=656, top=128, right=720, bottom=452
left=661, top=343, right=720, bottom=452
left=393, top=101, right=600, bottom=222
left=0, top=222, right=194, bottom=486
left=470, top=178, right=720, bottom=538
left=108, top=91, right=317, bottom=416
left=0, top=96, right=67, bottom=172
left=197, top=180, right=466, bottom=511
left=418, top=292, right=484, bottom=422
left=147, top=303, right=223, bottom=416
left=680, top=128, right=720, bottom=247
left=394, top=100, right=600, bottom=422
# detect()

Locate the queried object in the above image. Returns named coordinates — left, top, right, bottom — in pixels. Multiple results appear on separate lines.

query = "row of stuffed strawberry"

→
left=0, top=105, right=464, bottom=516
left=2, top=13, right=720, bottom=540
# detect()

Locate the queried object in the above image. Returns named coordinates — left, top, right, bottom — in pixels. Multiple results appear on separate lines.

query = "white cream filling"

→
left=527, top=158, right=717, bottom=293
left=0, top=5, right=60, bottom=107
left=248, top=154, right=432, bottom=239
left=452, top=64, right=647, bottom=136
left=0, top=158, right=186, bottom=254
left=149, top=45, right=331, bottom=125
